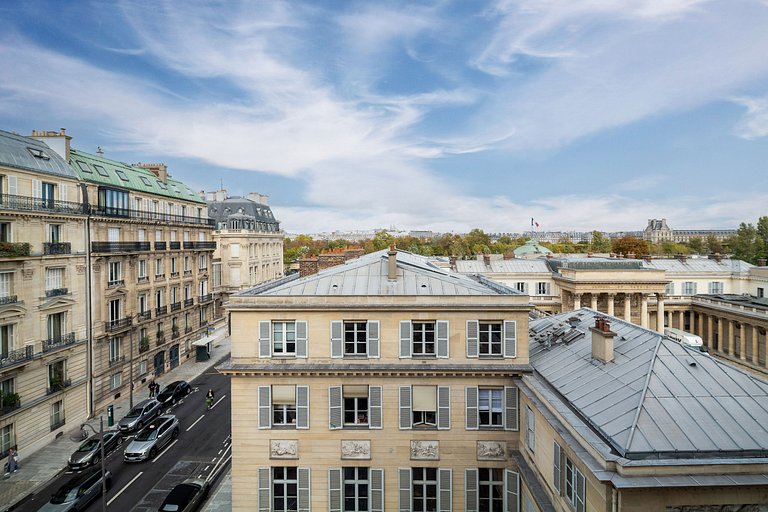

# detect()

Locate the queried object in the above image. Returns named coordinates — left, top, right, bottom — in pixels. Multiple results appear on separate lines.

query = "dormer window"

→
left=156, top=181, right=168, bottom=190
left=140, top=176, right=152, bottom=187
left=76, top=160, right=92, bottom=173
left=93, top=164, right=109, bottom=177
left=28, top=147, right=50, bottom=160
left=115, top=170, right=129, bottom=182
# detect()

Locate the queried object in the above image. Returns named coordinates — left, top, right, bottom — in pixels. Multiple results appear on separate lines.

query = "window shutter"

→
left=367, top=320, right=380, bottom=358
left=553, top=441, right=562, bottom=494
left=399, top=320, right=412, bottom=358
left=369, top=386, right=383, bottom=429
left=8, top=176, right=17, bottom=196
left=258, top=386, right=271, bottom=429
left=329, top=386, right=342, bottom=430
left=504, top=386, right=519, bottom=431
left=328, top=468, right=342, bottom=512
left=32, top=179, right=41, bottom=199
left=298, top=467, right=311, bottom=512
left=296, top=320, right=308, bottom=358
left=523, top=282, right=528, bottom=294
left=370, top=468, right=384, bottom=512
left=465, top=469, right=479, bottom=512
left=438, top=468, right=452, bottom=512
left=437, top=386, right=451, bottom=430
left=296, top=385, right=310, bottom=429
left=504, top=320, right=517, bottom=358
left=465, top=387, right=479, bottom=430
left=258, top=467, right=271, bottom=512
left=505, top=469, right=519, bottom=512
left=436, top=320, right=449, bottom=358
left=398, top=468, right=411, bottom=512
left=259, top=321, right=271, bottom=358
left=399, top=386, right=412, bottom=430
left=60, top=183, right=67, bottom=202
left=466, top=320, right=479, bottom=357
left=330, top=320, right=343, bottom=358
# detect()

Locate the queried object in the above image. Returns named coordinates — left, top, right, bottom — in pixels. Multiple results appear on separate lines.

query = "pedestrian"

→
left=206, top=389, right=215, bottom=409
left=149, top=380, right=156, bottom=398
left=4, top=447, right=18, bottom=475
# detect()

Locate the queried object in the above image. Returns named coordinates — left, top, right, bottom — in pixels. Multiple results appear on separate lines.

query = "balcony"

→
left=0, top=345, right=34, bottom=369
left=0, top=193, right=85, bottom=215
left=200, top=320, right=209, bottom=329
left=199, top=293, right=213, bottom=304
left=156, top=333, right=166, bottom=346
left=170, top=302, right=181, bottom=312
left=183, top=270, right=192, bottom=277
left=91, top=241, right=151, bottom=253
left=170, top=271, right=179, bottom=278
left=185, top=326, right=193, bottom=334
left=0, top=242, right=31, bottom=258
left=46, top=378, right=72, bottom=395
left=169, top=241, right=181, bottom=250
left=139, top=337, right=150, bottom=353
left=105, top=317, right=132, bottom=332
left=43, top=242, right=71, bottom=255
left=155, top=273, right=165, bottom=280
left=184, top=298, right=194, bottom=307
left=155, top=241, right=167, bottom=251
left=43, top=332, right=77, bottom=352
left=0, top=394, right=20, bottom=418
left=138, top=310, right=152, bottom=322
left=138, top=276, right=149, bottom=284
left=0, top=295, right=18, bottom=306
left=183, top=241, right=217, bottom=250
left=109, top=355, right=125, bottom=367
left=45, top=287, right=69, bottom=298
left=155, top=305, right=168, bottom=317
left=172, top=328, right=180, bottom=340
left=108, top=279, right=125, bottom=287
left=88, top=204, right=215, bottom=227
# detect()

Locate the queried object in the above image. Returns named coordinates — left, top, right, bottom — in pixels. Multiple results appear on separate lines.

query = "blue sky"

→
left=1, top=0, right=767, bottom=234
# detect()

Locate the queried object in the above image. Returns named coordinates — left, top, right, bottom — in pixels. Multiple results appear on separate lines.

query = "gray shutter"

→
left=399, top=320, right=412, bottom=358
left=398, top=468, right=411, bottom=512
left=258, top=386, right=271, bottom=429
left=296, top=320, right=308, bottom=358
left=331, top=320, right=343, bottom=358
left=329, top=468, right=341, bottom=512
left=504, top=386, right=519, bottom=431
left=296, top=385, right=310, bottom=429
left=329, top=386, right=342, bottom=430
left=436, top=320, right=449, bottom=358
left=367, top=320, right=380, bottom=358
left=504, top=320, right=517, bottom=358
left=298, top=467, right=311, bottom=512
left=438, top=468, right=452, bottom=512
left=466, top=320, right=479, bottom=357
left=370, top=468, right=384, bottom=512
left=258, top=467, right=271, bottom=512
left=369, top=386, right=383, bottom=429
left=505, top=469, right=519, bottom=512
left=553, top=441, right=562, bottom=494
left=465, top=387, right=479, bottom=430
left=399, top=386, right=412, bottom=430
left=465, top=468, right=478, bottom=512
left=259, top=321, right=271, bottom=358
left=437, top=386, right=451, bottom=430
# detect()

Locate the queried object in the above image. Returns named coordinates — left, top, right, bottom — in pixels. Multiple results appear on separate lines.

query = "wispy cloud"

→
left=733, top=95, right=768, bottom=139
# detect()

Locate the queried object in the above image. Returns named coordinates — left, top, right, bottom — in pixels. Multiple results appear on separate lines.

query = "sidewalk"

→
left=0, top=323, right=231, bottom=512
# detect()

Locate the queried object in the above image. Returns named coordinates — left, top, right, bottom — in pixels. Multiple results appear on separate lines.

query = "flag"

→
left=531, top=218, right=540, bottom=228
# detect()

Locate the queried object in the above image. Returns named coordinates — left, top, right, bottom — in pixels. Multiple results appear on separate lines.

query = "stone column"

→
left=708, top=315, right=714, bottom=350
left=607, top=293, right=615, bottom=317
left=640, top=294, right=649, bottom=328
left=739, top=323, right=747, bottom=361
left=753, top=324, right=760, bottom=365
left=656, top=293, right=665, bottom=333
left=590, top=293, right=598, bottom=310
left=719, top=319, right=727, bottom=355
left=624, top=294, right=631, bottom=321
left=697, top=312, right=704, bottom=337
left=573, top=293, right=581, bottom=309
left=677, top=311, right=685, bottom=330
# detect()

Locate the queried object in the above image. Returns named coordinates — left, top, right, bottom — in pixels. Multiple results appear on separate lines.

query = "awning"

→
left=192, top=335, right=218, bottom=347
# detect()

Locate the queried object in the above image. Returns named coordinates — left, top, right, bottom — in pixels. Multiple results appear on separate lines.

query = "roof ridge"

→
left=622, top=331, right=663, bottom=457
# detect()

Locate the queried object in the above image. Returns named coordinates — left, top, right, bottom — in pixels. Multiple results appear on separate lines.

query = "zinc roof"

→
left=0, top=129, right=77, bottom=179
left=530, top=309, right=768, bottom=459
left=456, top=259, right=552, bottom=274
left=69, top=149, right=205, bottom=204
left=642, top=258, right=753, bottom=274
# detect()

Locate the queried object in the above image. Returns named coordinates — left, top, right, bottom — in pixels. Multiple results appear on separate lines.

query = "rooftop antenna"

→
left=96, top=146, right=104, bottom=155
left=220, top=178, right=224, bottom=191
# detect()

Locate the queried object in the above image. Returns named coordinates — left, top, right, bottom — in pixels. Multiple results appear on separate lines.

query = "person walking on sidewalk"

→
left=149, top=380, right=157, bottom=398
left=3, top=447, right=18, bottom=475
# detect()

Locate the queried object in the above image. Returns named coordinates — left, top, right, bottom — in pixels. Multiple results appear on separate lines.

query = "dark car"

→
left=158, top=477, right=209, bottom=512
left=68, top=431, right=122, bottom=470
left=38, top=469, right=112, bottom=511
left=123, top=415, right=180, bottom=462
left=156, top=381, right=192, bottom=406
left=118, top=398, right=162, bottom=433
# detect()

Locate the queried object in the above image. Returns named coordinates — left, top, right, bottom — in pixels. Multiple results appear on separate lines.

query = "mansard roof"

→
left=0, top=130, right=77, bottom=179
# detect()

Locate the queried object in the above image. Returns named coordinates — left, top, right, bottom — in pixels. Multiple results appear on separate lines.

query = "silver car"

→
left=68, top=431, right=122, bottom=470
left=123, top=415, right=179, bottom=462
left=38, top=469, right=112, bottom=511
left=117, top=398, right=162, bottom=433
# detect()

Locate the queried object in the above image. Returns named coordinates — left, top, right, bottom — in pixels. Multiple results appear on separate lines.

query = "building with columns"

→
left=642, top=218, right=735, bottom=244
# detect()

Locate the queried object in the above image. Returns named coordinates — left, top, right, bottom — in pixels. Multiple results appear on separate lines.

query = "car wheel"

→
left=172, top=428, right=179, bottom=439
left=92, top=454, right=100, bottom=466
left=149, top=447, right=158, bottom=459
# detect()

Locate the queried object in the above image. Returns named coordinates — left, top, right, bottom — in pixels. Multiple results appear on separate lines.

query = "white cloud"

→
left=733, top=95, right=768, bottom=139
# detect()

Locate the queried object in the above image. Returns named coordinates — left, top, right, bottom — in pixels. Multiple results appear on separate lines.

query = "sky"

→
left=1, top=0, right=767, bottom=235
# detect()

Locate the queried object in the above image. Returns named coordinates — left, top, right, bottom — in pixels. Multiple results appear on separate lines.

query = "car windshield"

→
left=160, top=385, right=176, bottom=395
left=125, top=406, right=145, bottom=418
left=50, top=484, right=79, bottom=504
left=135, top=427, right=159, bottom=441
left=160, top=483, right=199, bottom=511
left=77, top=439, right=100, bottom=452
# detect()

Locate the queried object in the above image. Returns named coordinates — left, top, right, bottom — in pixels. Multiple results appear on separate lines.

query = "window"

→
left=0, top=377, right=14, bottom=398
left=682, top=281, right=697, bottom=295
left=273, top=321, right=296, bottom=355
left=344, top=321, right=367, bottom=355
left=536, top=282, right=550, bottom=295
left=465, top=386, right=518, bottom=431
left=47, top=312, right=66, bottom=341
left=93, top=164, right=109, bottom=177
left=665, top=282, right=674, bottom=295
left=465, top=469, right=519, bottom=512
left=758, top=287, right=765, bottom=298
left=412, top=321, right=435, bottom=356
left=48, top=224, right=61, bottom=243
left=50, top=400, right=64, bottom=429
left=110, top=372, right=122, bottom=390
left=480, top=322, right=502, bottom=356
left=0, top=425, right=12, bottom=455
left=708, top=281, right=724, bottom=294
left=183, top=231, right=190, bottom=242
left=413, top=386, right=436, bottom=427
left=170, top=230, right=177, bottom=242
left=342, top=467, right=369, bottom=511
left=140, top=176, right=152, bottom=187
left=399, top=320, right=448, bottom=358
left=479, top=389, right=503, bottom=427
left=45, top=267, right=64, bottom=292
left=329, top=385, right=381, bottom=430
left=138, top=260, right=147, bottom=279
left=258, top=385, right=309, bottom=429
left=399, top=385, right=450, bottom=430
left=49, top=360, right=66, bottom=391
left=565, top=458, right=585, bottom=512
left=108, top=227, right=120, bottom=242
left=171, top=287, right=178, bottom=304
left=344, top=392, right=368, bottom=426
left=138, top=359, right=147, bottom=375
left=0, top=222, right=10, bottom=242
left=170, top=257, right=178, bottom=274
left=155, top=289, right=164, bottom=308
left=553, top=441, right=562, bottom=494
left=467, top=320, right=516, bottom=358
left=99, top=188, right=129, bottom=216
left=270, top=467, right=303, bottom=512
left=157, top=180, right=168, bottom=190
left=108, top=298, right=121, bottom=323
left=515, top=282, right=527, bottom=293
left=0, top=272, right=13, bottom=300
left=115, top=169, right=129, bottom=181
left=41, top=182, right=55, bottom=207
left=108, top=261, right=122, bottom=285
left=198, top=232, right=205, bottom=241
left=198, top=254, right=207, bottom=271
left=478, top=468, right=504, bottom=511
left=331, top=320, right=379, bottom=358
left=155, top=258, right=164, bottom=277
left=184, top=256, right=191, bottom=272
left=28, top=147, right=50, bottom=159
left=76, top=160, right=92, bottom=173
left=109, top=337, right=121, bottom=363
left=526, top=405, right=535, bottom=452
left=0, top=324, right=14, bottom=358
left=412, top=468, right=438, bottom=512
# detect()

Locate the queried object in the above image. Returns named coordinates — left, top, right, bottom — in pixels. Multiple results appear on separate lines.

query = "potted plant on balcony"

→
left=0, top=391, right=20, bottom=412
left=171, top=325, right=179, bottom=338
left=139, top=335, right=150, bottom=353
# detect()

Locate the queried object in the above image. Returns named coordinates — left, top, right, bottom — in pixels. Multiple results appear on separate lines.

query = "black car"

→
left=68, top=431, right=122, bottom=470
left=158, top=477, right=209, bottom=512
left=157, top=381, right=192, bottom=405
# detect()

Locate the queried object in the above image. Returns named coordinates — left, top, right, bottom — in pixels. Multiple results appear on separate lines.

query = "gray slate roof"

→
left=0, top=130, right=77, bottom=178
left=207, top=196, right=280, bottom=231
left=642, top=258, right=753, bottom=273
left=530, top=309, right=768, bottom=460
left=456, top=259, right=552, bottom=274
left=242, top=249, right=523, bottom=297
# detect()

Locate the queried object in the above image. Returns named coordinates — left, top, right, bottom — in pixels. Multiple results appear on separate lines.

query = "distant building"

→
left=298, top=247, right=364, bottom=277
left=513, top=239, right=552, bottom=258
left=642, top=218, right=735, bottom=244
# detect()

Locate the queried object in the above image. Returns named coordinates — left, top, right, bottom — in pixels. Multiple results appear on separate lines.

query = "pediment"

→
left=0, top=302, right=27, bottom=321
left=39, top=296, right=76, bottom=311
left=105, top=286, right=128, bottom=299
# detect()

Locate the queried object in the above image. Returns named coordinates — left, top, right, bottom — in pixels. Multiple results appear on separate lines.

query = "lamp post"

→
left=80, top=417, right=107, bottom=512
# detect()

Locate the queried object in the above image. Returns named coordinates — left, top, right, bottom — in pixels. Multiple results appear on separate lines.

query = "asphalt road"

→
left=17, top=367, right=231, bottom=512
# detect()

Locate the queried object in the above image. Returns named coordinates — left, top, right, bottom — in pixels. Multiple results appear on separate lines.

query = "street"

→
left=14, top=367, right=231, bottom=512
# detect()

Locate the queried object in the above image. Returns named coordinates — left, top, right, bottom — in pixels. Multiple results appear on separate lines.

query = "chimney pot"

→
left=757, top=258, right=767, bottom=267
left=388, top=245, right=397, bottom=281
left=591, top=317, right=616, bottom=363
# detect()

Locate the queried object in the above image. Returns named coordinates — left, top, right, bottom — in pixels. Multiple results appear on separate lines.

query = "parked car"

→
left=118, top=398, right=162, bottom=433
left=38, top=468, right=112, bottom=511
left=123, top=415, right=180, bottom=462
left=68, top=431, right=122, bottom=470
left=158, top=477, right=210, bottom=512
left=156, top=381, right=192, bottom=405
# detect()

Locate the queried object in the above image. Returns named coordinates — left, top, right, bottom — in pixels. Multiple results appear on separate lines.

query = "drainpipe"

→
left=83, top=184, right=94, bottom=417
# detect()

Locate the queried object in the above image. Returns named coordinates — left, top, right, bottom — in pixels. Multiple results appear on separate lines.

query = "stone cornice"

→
left=217, top=361, right=531, bottom=378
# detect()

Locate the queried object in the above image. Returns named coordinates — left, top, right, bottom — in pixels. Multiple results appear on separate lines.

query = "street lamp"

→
left=80, top=417, right=107, bottom=512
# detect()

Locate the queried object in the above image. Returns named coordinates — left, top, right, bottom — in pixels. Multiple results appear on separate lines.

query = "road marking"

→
left=108, top=471, right=143, bottom=505
left=186, top=414, right=205, bottom=432
left=204, top=465, right=210, bottom=471
left=152, top=439, right=178, bottom=463
left=217, top=449, right=223, bottom=455
left=210, top=394, right=227, bottom=409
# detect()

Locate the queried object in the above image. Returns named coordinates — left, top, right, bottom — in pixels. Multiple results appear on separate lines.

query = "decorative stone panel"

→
left=270, top=440, right=298, bottom=459
left=341, top=440, right=371, bottom=460
left=410, top=440, right=439, bottom=460
left=477, top=441, right=507, bottom=461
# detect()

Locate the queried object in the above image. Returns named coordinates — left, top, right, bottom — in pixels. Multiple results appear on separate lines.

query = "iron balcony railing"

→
left=170, top=271, right=179, bottom=278
left=170, top=302, right=181, bottom=312
left=0, top=242, right=31, bottom=258
left=0, top=345, right=34, bottom=369
left=105, top=317, right=132, bottom=332
left=183, top=270, right=192, bottom=276
left=200, top=320, right=209, bottom=328
left=156, top=305, right=168, bottom=316
left=43, top=332, right=77, bottom=352
left=43, top=242, right=71, bottom=255
left=184, top=298, right=194, bottom=307
left=199, top=293, right=213, bottom=304
left=139, top=338, right=150, bottom=353
left=138, top=310, right=152, bottom=321
left=92, top=241, right=151, bottom=253
left=89, top=205, right=215, bottom=226
left=109, top=355, right=125, bottom=367
left=46, top=378, right=72, bottom=395
left=0, top=193, right=86, bottom=215
left=155, top=273, right=165, bottom=280
left=155, top=241, right=167, bottom=251
left=185, top=326, right=193, bottom=333
left=138, top=276, right=149, bottom=284
left=0, top=400, right=20, bottom=418
left=45, top=287, right=69, bottom=298
left=108, top=279, right=125, bottom=287
left=0, top=295, right=18, bottom=306
left=169, top=241, right=181, bottom=250
left=156, top=333, right=166, bottom=345
left=172, top=329, right=180, bottom=339
left=183, top=241, right=217, bottom=250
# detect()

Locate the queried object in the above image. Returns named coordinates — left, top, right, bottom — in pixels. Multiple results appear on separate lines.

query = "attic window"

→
left=156, top=181, right=168, bottom=190
left=115, top=170, right=129, bottom=182
left=172, top=186, right=181, bottom=194
left=140, top=176, right=153, bottom=187
left=93, top=164, right=109, bottom=177
left=28, top=147, right=50, bottom=160
left=76, top=160, right=92, bottom=173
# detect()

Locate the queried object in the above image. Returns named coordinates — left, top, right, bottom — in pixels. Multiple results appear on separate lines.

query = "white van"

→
left=664, top=327, right=708, bottom=353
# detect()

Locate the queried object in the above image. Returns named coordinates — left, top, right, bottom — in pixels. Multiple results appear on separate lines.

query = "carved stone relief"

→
left=341, top=440, right=371, bottom=460
left=410, top=440, right=439, bottom=460
left=270, top=440, right=298, bottom=459
left=76, top=265, right=86, bottom=275
left=21, top=269, right=33, bottom=280
left=477, top=441, right=506, bottom=461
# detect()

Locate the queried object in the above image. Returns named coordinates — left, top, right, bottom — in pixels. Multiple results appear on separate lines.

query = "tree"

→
left=371, top=231, right=395, bottom=251
left=611, top=236, right=649, bottom=257
left=687, top=237, right=705, bottom=254
left=705, top=235, right=722, bottom=255
left=727, top=222, right=766, bottom=264
left=590, top=231, right=611, bottom=253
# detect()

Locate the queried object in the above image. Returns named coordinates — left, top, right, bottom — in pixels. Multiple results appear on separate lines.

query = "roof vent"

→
left=686, top=358, right=696, bottom=367
left=96, top=146, right=104, bottom=155
left=567, top=316, right=580, bottom=328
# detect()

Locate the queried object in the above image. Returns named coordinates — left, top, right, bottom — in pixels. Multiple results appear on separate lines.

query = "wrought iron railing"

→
left=0, top=242, right=31, bottom=258
left=138, top=310, right=152, bottom=322
left=171, top=302, right=181, bottom=312
left=43, top=242, right=71, bottom=255
left=46, top=378, right=72, bottom=395
left=184, top=241, right=217, bottom=250
left=43, top=332, right=77, bottom=352
left=108, top=279, right=125, bottom=287
left=185, top=326, right=193, bottom=333
left=155, top=241, right=167, bottom=251
left=155, top=273, right=165, bottom=280
left=183, top=270, right=193, bottom=276
left=170, top=271, right=179, bottom=278
left=0, top=345, right=34, bottom=369
left=200, top=320, right=209, bottom=328
left=184, top=298, right=194, bottom=307
left=0, top=400, right=20, bottom=417
left=156, top=332, right=166, bottom=345
left=105, top=317, right=132, bottom=331
left=45, top=287, right=68, bottom=298
left=0, top=193, right=85, bottom=215
left=138, top=276, right=149, bottom=283
left=89, top=205, right=214, bottom=226
left=170, top=241, right=181, bottom=250
left=92, top=241, right=151, bottom=253
left=139, top=337, right=150, bottom=353
left=0, top=295, right=18, bottom=306
left=199, top=293, right=213, bottom=303
left=172, top=329, right=180, bottom=339
left=109, top=355, right=125, bottom=367
left=155, top=305, right=167, bottom=316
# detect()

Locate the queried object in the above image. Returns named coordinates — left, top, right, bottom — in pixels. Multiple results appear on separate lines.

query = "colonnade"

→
left=682, top=311, right=767, bottom=368
left=570, top=291, right=666, bottom=332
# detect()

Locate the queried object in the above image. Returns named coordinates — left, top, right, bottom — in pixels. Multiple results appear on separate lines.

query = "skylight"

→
left=93, top=164, right=109, bottom=177
left=156, top=181, right=168, bottom=190
left=76, top=160, right=92, bottom=173
left=140, top=176, right=153, bottom=187
left=27, top=147, right=50, bottom=160
left=115, top=170, right=129, bottom=182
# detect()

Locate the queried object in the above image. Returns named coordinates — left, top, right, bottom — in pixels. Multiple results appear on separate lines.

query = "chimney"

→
left=247, top=192, right=269, bottom=205
left=449, top=256, right=457, bottom=271
left=714, top=252, right=722, bottom=263
left=587, top=252, right=593, bottom=258
left=757, top=258, right=767, bottom=267
left=388, top=244, right=397, bottom=281
left=627, top=252, right=635, bottom=259
left=503, top=252, right=514, bottom=260
left=30, top=128, right=71, bottom=161
left=676, top=253, right=687, bottom=263
left=483, top=254, right=491, bottom=268
left=590, top=317, right=615, bottom=363
left=134, top=163, right=168, bottom=182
